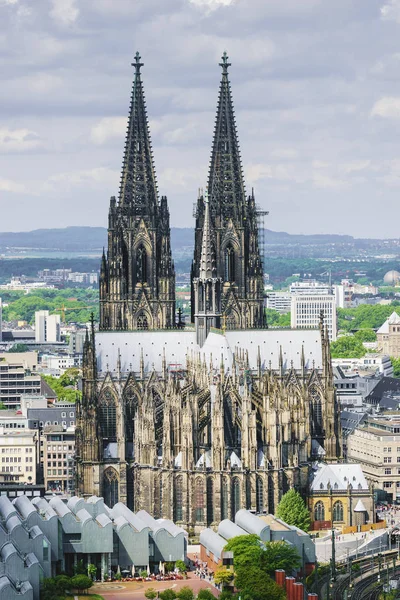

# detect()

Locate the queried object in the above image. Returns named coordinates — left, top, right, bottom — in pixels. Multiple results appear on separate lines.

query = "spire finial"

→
left=219, top=51, right=231, bottom=75
left=132, top=51, right=143, bottom=73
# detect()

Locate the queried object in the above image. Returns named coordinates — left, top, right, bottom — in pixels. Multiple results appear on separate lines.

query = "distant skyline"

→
left=2, top=0, right=400, bottom=237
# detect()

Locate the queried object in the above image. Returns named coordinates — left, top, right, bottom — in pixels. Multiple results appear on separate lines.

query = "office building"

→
left=291, top=294, right=337, bottom=341
left=34, top=310, right=60, bottom=343
left=0, top=428, right=37, bottom=484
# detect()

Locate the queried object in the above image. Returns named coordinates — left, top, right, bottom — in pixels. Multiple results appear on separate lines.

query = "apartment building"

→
left=42, top=425, right=75, bottom=493
left=347, top=416, right=400, bottom=503
left=0, top=428, right=37, bottom=484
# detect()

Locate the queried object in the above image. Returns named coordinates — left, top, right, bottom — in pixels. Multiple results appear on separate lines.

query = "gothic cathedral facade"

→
left=75, top=53, right=341, bottom=535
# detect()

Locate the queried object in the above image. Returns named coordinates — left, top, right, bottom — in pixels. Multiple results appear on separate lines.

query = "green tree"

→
left=197, top=590, right=216, bottom=600
left=159, top=590, right=177, bottom=600
left=224, top=534, right=262, bottom=569
left=276, top=488, right=311, bottom=532
left=391, top=357, right=400, bottom=378
left=7, top=343, right=29, bottom=353
left=54, top=575, right=71, bottom=593
left=70, top=574, right=93, bottom=594
left=354, top=328, right=377, bottom=343
left=260, top=541, right=301, bottom=575
left=177, top=586, right=195, bottom=600
left=145, top=588, right=158, bottom=600
left=234, top=567, right=285, bottom=600
left=330, top=336, right=365, bottom=359
left=165, top=561, right=175, bottom=573
left=214, top=567, right=234, bottom=589
left=140, top=569, right=148, bottom=578
left=87, top=563, right=97, bottom=579
left=175, top=559, right=187, bottom=574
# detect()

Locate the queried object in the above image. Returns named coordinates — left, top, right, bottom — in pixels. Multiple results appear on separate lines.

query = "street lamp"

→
left=331, top=528, right=336, bottom=581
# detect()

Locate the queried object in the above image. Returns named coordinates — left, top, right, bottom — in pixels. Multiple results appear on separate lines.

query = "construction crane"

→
left=55, top=304, right=93, bottom=323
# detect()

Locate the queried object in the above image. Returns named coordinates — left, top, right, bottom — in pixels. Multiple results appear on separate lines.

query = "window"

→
left=174, top=476, right=183, bottom=522
left=256, top=477, right=264, bottom=514
left=383, top=481, right=393, bottom=489
left=385, top=468, right=392, bottom=475
left=206, top=478, right=214, bottom=527
left=103, top=468, right=119, bottom=507
left=195, top=478, right=204, bottom=523
left=384, top=457, right=392, bottom=463
left=221, top=479, right=229, bottom=521
left=314, top=501, right=325, bottom=521
left=61, top=412, right=66, bottom=418
left=69, top=412, right=74, bottom=418
left=231, top=477, right=241, bottom=520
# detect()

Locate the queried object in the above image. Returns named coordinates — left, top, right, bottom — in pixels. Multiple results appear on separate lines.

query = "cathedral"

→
left=75, top=52, right=341, bottom=535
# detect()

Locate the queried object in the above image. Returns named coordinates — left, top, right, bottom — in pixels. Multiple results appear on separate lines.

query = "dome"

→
left=384, top=270, right=400, bottom=285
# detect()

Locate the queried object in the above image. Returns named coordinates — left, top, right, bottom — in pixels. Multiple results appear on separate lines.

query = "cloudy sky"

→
left=2, top=0, right=400, bottom=237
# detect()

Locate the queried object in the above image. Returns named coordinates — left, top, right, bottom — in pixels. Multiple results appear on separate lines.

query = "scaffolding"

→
left=256, top=204, right=269, bottom=273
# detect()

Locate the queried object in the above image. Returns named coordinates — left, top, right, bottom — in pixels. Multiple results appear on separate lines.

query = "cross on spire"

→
left=219, top=51, right=231, bottom=75
left=132, top=51, right=143, bottom=73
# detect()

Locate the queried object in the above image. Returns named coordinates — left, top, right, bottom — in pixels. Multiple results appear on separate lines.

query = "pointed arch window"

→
left=231, top=477, right=241, bottom=520
left=136, top=244, right=147, bottom=283
left=103, top=468, right=119, bottom=508
left=137, top=314, right=149, bottom=330
left=174, top=476, right=183, bottom=522
left=195, top=478, right=204, bottom=522
left=256, top=477, right=264, bottom=514
left=99, top=389, right=117, bottom=440
left=221, top=478, right=229, bottom=520
left=206, top=478, right=214, bottom=526
left=333, top=501, right=344, bottom=522
left=225, top=244, right=235, bottom=282
left=314, top=501, right=325, bottom=522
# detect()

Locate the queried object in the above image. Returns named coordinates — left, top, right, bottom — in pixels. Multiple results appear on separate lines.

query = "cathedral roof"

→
left=311, top=463, right=368, bottom=492
left=377, top=311, right=400, bottom=334
left=95, top=328, right=323, bottom=374
left=199, top=194, right=215, bottom=279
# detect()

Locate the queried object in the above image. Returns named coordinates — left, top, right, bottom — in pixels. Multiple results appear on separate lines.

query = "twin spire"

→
left=119, top=51, right=158, bottom=216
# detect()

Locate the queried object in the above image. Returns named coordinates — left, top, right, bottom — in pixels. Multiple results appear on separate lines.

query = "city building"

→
left=0, top=428, right=37, bottom=484
left=0, top=358, right=42, bottom=408
left=309, top=463, right=374, bottom=531
left=69, top=330, right=86, bottom=354
left=332, top=355, right=393, bottom=378
left=76, top=54, right=341, bottom=534
left=42, top=425, right=75, bottom=493
left=200, top=509, right=315, bottom=573
left=291, top=294, right=337, bottom=341
left=34, top=310, right=61, bottom=343
left=266, top=291, right=292, bottom=314
left=0, top=297, right=2, bottom=343
left=347, top=416, right=400, bottom=503
left=377, top=312, right=400, bottom=357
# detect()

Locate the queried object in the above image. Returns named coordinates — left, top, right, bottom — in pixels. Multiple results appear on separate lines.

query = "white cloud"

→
left=312, top=172, right=345, bottom=189
left=381, top=0, right=400, bottom=23
left=43, top=167, right=119, bottom=192
left=371, top=96, right=400, bottom=118
left=189, top=0, right=235, bottom=11
left=0, top=177, right=26, bottom=193
left=90, top=117, right=127, bottom=145
left=343, top=160, right=370, bottom=174
left=49, top=0, right=79, bottom=26
left=0, top=128, right=42, bottom=152
left=0, top=0, right=18, bottom=6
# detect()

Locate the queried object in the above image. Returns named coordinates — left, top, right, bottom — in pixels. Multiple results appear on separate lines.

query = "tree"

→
left=87, top=563, right=97, bottom=579
left=8, top=343, right=29, bottom=353
left=159, top=590, right=177, bottom=600
left=54, top=574, right=71, bottom=592
left=197, top=590, right=216, bottom=600
left=354, top=328, right=377, bottom=343
left=224, top=534, right=263, bottom=569
left=260, top=541, right=301, bottom=576
left=140, top=569, right=149, bottom=578
left=234, top=567, right=285, bottom=600
left=276, top=488, right=311, bottom=532
left=214, top=567, right=234, bottom=589
left=70, top=574, right=93, bottom=594
left=391, top=357, right=400, bottom=378
left=177, top=586, right=194, bottom=600
left=165, top=561, right=175, bottom=573
left=145, top=588, right=158, bottom=600
left=330, top=336, right=365, bottom=359
left=176, top=559, right=187, bottom=574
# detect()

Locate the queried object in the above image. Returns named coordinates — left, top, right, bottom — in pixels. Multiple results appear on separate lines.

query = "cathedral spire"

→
left=199, top=190, right=215, bottom=279
left=119, top=51, right=158, bottom=215
left=208, top=52, right=245, bottom=222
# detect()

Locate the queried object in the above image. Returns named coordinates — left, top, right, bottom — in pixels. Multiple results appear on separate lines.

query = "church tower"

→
left=191, top=53, right=264, bottom=330
left=100, top=53, right=175, bottom=331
